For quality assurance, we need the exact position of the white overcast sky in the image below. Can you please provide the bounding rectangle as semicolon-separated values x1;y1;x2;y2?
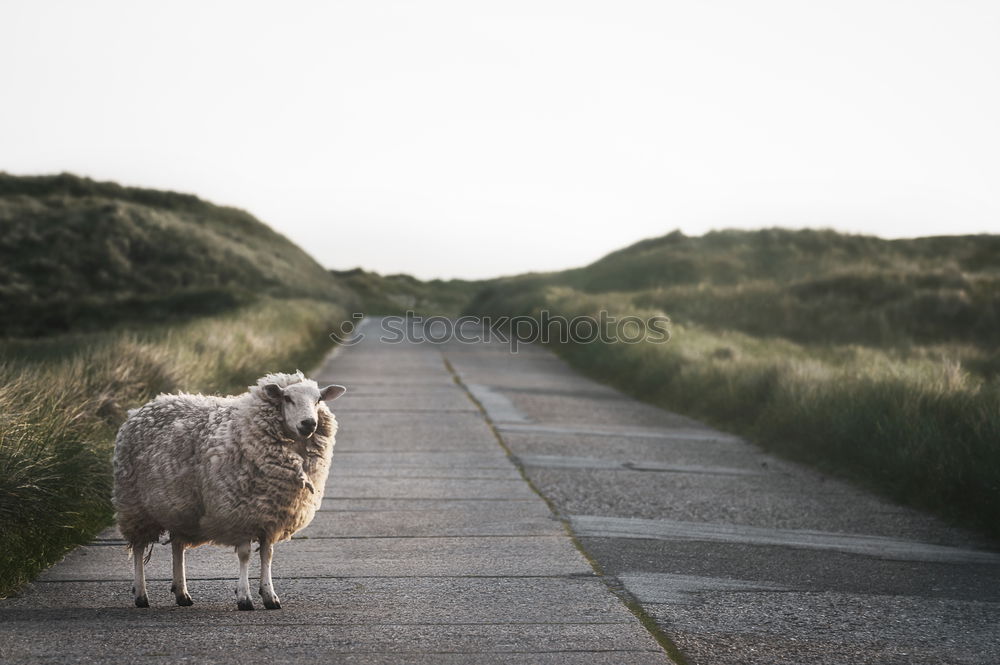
1;1;998;279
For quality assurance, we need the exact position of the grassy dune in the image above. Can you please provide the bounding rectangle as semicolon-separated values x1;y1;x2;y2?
0;173;356;336
467;229;1000;540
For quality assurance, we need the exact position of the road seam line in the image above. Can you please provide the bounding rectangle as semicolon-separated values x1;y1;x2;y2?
441;353;689;665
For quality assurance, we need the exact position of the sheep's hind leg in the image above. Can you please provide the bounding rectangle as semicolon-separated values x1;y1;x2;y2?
131;545;150;608
235;542;254;610
171;540;194;606
258;539;281;609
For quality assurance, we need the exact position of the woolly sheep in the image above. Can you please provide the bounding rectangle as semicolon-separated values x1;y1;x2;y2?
112;371;346;610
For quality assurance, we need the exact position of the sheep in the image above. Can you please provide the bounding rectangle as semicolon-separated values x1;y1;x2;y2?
112;371;346;610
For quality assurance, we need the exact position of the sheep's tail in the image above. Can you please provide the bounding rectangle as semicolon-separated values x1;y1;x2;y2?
126;542;155;564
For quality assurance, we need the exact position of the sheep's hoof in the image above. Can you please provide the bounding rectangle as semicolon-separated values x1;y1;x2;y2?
237;598;255;611
134;595;149;608
175;593;194;607
262;597;281;610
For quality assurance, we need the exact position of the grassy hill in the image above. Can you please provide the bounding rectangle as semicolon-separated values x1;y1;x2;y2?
466;228;1000;540
0;173;356;336
474;228;1000;350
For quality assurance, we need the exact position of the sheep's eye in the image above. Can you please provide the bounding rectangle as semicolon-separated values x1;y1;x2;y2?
283;395;292;404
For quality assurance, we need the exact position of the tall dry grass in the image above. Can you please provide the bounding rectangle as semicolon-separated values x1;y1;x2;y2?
468;285;1000;540
0;298;346;597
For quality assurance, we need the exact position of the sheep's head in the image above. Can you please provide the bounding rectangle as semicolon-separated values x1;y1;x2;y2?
257;372;346;440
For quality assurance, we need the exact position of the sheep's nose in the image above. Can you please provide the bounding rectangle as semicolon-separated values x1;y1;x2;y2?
297;418;317;436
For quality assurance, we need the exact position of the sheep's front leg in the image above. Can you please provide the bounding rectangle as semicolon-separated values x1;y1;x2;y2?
258;539;281;609
132;546;149;608
171;540;193;606
235;542;254;610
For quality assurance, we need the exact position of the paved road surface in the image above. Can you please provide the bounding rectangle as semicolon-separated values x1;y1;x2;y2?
2;318;999;664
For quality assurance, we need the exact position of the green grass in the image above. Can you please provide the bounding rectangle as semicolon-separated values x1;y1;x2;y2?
0;298;347;598
465;229;1000;541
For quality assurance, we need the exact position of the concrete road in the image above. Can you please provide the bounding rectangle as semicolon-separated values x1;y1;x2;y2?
0;320;668;664
3;318;999;664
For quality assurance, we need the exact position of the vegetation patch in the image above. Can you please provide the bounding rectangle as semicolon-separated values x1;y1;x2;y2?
0;298;346;597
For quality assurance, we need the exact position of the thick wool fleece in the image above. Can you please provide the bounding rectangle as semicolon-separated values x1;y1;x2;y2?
112;372;336;550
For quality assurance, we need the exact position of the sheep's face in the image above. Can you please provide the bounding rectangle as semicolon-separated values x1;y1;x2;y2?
263;381;347;440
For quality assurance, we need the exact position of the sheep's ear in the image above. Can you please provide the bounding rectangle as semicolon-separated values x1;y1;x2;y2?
320;384;347;402
263;383;284;401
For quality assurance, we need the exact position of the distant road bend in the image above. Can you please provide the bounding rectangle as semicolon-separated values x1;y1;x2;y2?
1;316;998;664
